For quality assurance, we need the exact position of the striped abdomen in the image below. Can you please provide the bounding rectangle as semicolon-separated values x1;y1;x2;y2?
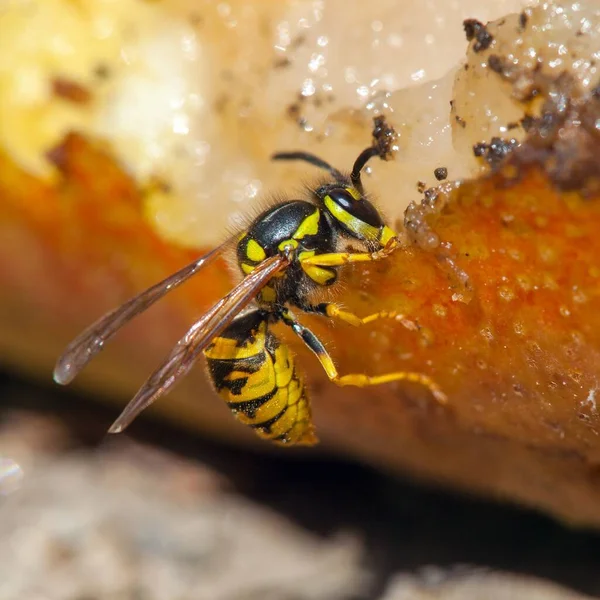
204;311;317;446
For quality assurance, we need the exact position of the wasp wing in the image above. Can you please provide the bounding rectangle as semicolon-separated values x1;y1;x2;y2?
108;253;290;433
54;240;230;386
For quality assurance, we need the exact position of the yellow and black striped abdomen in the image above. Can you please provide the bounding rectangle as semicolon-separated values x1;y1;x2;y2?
204;311;317;446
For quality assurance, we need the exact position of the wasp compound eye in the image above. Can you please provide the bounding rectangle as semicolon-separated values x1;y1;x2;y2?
323;187;385;241
327;188;384;228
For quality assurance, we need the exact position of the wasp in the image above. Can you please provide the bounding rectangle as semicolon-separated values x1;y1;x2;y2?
54;117;446;446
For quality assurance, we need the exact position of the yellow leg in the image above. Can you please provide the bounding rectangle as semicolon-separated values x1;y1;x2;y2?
281;309;447;405
321;303;417;331
318;352;447;405
333;371;446;404
300;237;398;268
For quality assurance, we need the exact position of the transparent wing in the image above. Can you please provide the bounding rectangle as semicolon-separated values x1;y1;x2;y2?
108;253;290;433
54;239;231;385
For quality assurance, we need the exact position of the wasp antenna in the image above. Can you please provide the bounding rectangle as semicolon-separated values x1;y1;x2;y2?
350;146;379;195
272;151;343;180
351;115;399;194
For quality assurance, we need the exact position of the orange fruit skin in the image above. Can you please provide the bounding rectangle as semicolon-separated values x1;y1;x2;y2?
2;132;600;526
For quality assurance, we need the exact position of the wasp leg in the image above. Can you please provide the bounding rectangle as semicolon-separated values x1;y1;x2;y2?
280;310;447;405
300;240;398;269
303;302;417;331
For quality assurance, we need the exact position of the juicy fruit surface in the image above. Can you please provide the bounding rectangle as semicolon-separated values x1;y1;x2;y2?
2;131;600;526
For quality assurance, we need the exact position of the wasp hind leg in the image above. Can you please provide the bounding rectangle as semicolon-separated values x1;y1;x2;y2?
281;311;447;404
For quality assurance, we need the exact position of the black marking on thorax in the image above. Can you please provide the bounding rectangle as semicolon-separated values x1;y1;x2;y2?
238;201;336;262
236;200;340;307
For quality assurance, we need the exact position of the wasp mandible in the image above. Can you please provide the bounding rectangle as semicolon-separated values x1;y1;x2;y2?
54;117;446;445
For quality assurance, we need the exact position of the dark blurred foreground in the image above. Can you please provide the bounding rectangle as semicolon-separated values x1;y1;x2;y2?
0;370;599;600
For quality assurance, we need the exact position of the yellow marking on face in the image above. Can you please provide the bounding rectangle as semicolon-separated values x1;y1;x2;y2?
293;209;320;240
346;186;362;200
379;225;396;247
278;238;298;252
246;238;266;262
302;263;336;286
324;195;379;240
241;262;255;275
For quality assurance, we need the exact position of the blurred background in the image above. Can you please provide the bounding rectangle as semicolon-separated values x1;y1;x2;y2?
2;369;600;598
2;0;600;598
